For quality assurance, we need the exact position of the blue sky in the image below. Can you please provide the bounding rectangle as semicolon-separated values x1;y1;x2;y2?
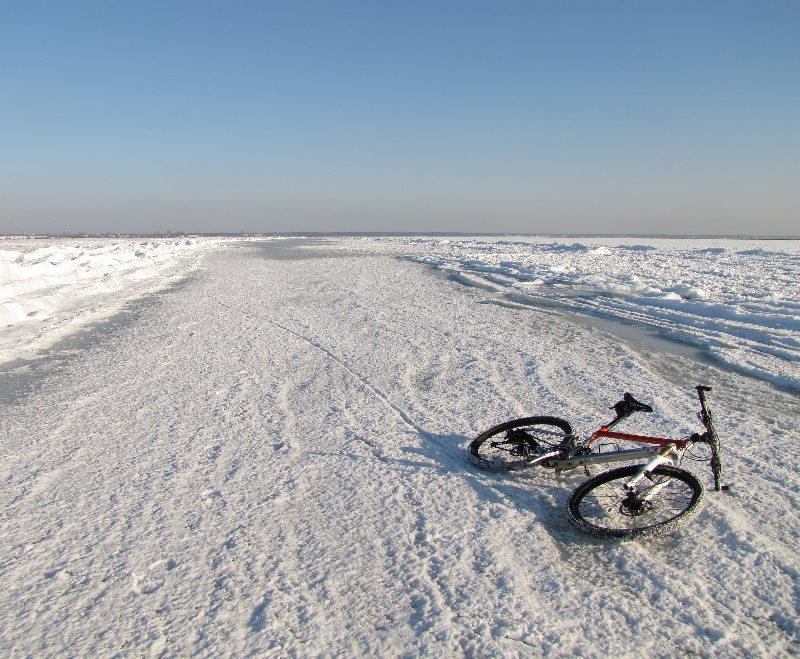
2;1;798;235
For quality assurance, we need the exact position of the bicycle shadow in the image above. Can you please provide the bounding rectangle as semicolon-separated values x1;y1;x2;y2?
316;427;592;546
311;425;692;553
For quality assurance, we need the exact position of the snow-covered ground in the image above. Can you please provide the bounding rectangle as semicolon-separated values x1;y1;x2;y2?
0;237;231;364
333;235;800;393
1;236;798;656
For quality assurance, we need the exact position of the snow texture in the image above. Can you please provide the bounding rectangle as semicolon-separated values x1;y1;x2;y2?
1;236;798;656
0;237;230;364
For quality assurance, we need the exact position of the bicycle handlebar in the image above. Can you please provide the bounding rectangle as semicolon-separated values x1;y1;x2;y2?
694;384;723;491
696;385;712;407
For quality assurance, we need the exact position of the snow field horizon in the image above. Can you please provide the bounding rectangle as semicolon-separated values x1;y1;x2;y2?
3;234;799;393
338;235;800;393
1;237;798;655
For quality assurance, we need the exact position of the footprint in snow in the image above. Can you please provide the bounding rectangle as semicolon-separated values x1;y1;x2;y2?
202;489;227;512
205;443;223;462
131;558;177;595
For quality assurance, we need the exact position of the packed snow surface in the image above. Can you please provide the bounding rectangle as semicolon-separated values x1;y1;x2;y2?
1;236;798;656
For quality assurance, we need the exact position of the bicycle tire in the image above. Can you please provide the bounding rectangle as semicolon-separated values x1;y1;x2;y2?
469;416;573;472
567;465;704;539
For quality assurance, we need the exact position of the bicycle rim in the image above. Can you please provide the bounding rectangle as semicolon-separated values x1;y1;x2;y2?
469;416;572;472
567;465;704;539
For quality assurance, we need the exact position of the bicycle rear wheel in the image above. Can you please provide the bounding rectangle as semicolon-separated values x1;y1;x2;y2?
567;465;704;539
469;416;573;472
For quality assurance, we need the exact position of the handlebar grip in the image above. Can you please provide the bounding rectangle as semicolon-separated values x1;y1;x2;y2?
696;385;712;393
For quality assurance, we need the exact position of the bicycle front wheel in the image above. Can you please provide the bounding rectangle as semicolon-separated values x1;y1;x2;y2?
567;465;704;539
469;416;573;472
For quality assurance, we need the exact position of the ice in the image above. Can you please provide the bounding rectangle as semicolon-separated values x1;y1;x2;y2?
335;235;800;391
1;236;798;656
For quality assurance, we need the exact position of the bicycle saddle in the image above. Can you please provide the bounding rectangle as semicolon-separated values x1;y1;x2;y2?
611;393;654;418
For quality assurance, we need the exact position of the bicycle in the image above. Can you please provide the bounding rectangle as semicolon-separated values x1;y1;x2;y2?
469;385;723;538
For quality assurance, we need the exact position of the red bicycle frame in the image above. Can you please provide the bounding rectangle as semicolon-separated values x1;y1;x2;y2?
589;428;693;451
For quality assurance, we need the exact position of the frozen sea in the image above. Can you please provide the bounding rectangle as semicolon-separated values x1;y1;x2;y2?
354;235;800;392
1;235;798;656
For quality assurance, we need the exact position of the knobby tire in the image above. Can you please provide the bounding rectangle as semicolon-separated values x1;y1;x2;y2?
567;464;704;539
469;416;573;472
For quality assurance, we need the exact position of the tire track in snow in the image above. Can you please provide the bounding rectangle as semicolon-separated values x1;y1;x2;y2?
205;290;463;463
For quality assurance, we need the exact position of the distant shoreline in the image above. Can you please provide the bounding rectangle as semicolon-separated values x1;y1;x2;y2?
2;231;799;241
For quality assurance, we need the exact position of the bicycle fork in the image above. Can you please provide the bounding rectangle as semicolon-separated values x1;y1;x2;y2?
623;445;682;496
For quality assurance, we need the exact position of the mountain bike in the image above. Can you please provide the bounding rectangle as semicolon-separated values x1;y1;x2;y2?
469;385;723;538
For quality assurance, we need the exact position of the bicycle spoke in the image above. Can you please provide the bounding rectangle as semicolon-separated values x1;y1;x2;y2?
469;416;572;472
567;465;704;537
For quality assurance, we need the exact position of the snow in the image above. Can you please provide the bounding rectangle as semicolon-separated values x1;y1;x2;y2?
1;236;798;656
0;237;233;364
340;235;800;392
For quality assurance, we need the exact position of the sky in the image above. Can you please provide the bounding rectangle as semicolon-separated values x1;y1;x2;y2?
1;1;798;236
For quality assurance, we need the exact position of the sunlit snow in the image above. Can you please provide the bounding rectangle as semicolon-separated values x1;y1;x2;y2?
0;237;231;363
1;236;798;656
342;235;800;392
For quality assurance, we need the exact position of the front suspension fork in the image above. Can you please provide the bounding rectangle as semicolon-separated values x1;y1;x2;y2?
624;445;682;493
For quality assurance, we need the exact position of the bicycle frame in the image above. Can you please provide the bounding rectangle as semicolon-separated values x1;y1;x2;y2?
546;385;721;489
549;438;685;474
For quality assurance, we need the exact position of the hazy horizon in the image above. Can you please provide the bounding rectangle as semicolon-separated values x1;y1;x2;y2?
5;230;799;242
2;2;798;237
